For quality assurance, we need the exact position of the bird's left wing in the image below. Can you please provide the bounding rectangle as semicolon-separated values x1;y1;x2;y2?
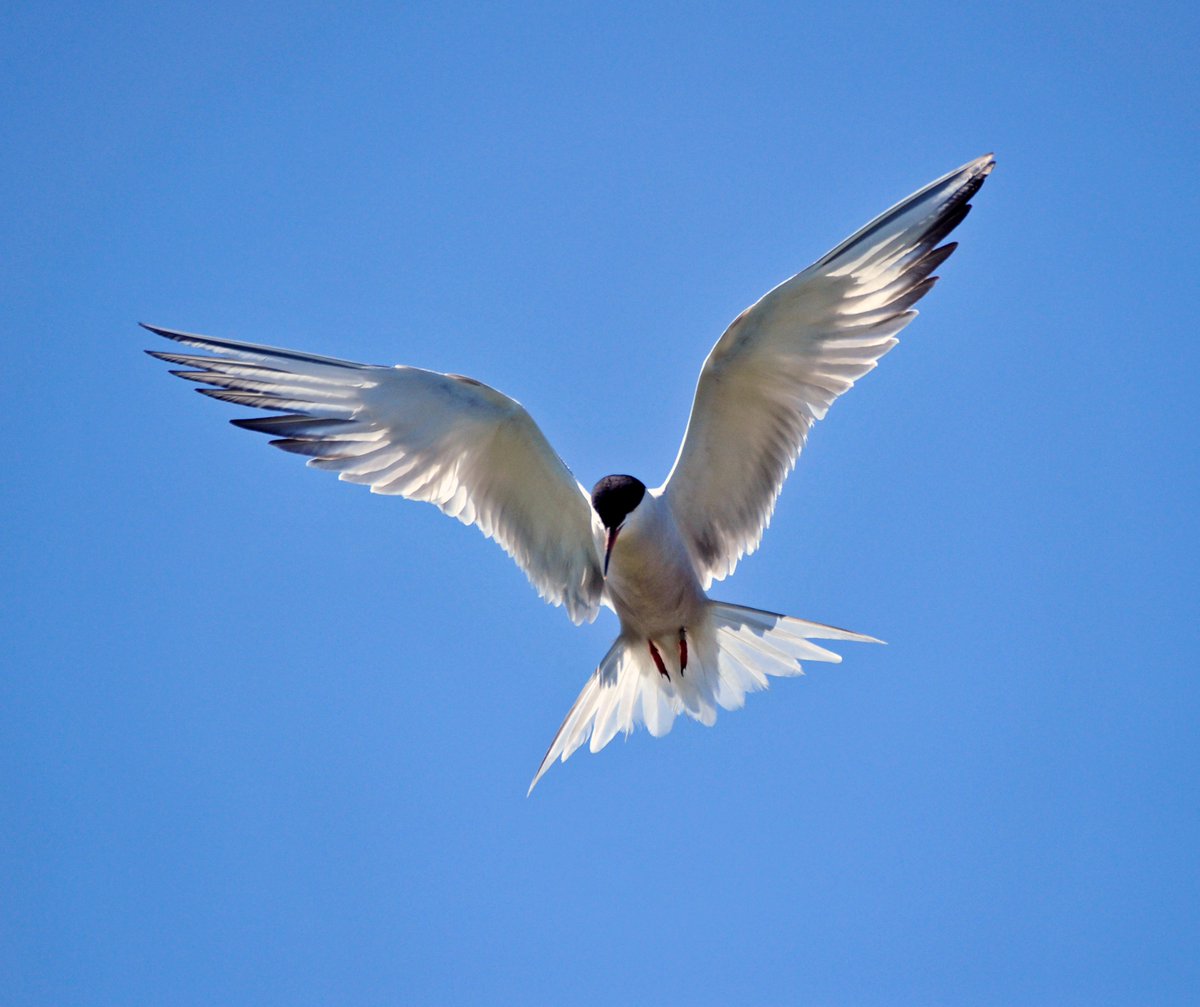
661;154;993;587
145;324;604;623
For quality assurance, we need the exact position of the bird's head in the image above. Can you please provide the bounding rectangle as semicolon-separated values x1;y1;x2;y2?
591;474;646;577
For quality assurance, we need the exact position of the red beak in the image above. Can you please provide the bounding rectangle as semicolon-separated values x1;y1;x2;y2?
603;525;621;578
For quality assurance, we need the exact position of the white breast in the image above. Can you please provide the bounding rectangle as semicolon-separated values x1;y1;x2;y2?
602;491;708;638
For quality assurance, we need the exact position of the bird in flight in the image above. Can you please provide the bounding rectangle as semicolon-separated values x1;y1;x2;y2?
146;153;993;793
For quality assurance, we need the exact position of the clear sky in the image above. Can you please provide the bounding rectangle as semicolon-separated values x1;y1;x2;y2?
4;2;1197;1004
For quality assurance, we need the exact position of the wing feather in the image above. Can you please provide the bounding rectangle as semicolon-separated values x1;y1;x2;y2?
145;324;603;623
661;154;994;586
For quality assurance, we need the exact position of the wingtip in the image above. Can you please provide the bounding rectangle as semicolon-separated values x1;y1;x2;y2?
140;321;205;343
526;756;553;797
948;153;995;185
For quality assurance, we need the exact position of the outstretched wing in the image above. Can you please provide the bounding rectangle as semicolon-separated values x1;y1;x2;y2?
145;324;604;623
660;154;994;587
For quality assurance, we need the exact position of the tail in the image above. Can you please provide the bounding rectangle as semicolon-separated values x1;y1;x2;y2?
527;601;881;794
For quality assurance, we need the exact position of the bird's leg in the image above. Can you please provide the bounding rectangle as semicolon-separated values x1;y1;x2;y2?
648;640;670;680
678;627;688;675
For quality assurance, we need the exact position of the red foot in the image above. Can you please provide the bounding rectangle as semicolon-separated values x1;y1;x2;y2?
648;640;669;679
678;628;688;674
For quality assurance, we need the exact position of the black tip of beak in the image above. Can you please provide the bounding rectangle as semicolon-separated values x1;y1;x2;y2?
603;526;620;578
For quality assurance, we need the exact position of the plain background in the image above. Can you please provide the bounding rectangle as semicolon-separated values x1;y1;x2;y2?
4;2;1197;1004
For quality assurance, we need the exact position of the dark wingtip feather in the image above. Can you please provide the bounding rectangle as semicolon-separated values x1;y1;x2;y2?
196;387;291;411
957;173;987;207
142;321;385;372
140;322;186;340
922;202;972;251
169;370;213;384
230;415;356;435
269;438;356;459
899;243;957;287
887;275;939;314
231;415;298;433
925;241;957;266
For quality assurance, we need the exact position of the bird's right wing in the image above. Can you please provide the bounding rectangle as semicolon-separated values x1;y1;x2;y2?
145;324;604;623
661;154;993;586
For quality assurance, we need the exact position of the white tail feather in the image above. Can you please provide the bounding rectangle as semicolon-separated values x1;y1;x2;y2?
527;602;880;794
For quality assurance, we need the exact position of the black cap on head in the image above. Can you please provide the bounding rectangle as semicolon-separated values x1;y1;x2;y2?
590;474;646;530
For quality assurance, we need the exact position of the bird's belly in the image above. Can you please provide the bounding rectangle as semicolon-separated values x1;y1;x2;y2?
605;538;706;638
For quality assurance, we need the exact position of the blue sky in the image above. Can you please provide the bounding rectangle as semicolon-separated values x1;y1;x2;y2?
4;2;1197;1004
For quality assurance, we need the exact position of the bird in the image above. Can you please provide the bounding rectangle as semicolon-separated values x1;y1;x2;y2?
145;153;994;793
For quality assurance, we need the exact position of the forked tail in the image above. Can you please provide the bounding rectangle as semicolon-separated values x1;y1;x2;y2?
528;601;881;793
